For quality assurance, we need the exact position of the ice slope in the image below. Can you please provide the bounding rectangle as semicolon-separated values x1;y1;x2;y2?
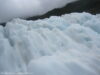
0;12;100;75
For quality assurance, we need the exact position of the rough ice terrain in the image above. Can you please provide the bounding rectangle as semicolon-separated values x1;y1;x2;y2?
0;13;100;75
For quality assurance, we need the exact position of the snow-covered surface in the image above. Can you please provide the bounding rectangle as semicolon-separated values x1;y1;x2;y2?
0;13;100;75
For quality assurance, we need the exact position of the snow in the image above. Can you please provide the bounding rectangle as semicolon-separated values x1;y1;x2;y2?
0;12;100;75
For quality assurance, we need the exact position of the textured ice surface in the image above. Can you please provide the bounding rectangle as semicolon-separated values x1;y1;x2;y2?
0;12;100;75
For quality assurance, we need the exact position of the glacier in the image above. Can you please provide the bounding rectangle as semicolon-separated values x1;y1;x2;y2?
0;12;100;75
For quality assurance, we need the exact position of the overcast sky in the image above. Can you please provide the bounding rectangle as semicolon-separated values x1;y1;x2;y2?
0;0;77;23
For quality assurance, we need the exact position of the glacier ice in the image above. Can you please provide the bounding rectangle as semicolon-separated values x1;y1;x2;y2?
0;12;100;75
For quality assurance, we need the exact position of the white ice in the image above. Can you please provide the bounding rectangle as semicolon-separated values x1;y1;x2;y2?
0;12;100;75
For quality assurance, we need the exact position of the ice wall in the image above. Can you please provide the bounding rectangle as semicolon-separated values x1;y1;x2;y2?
0;13;100;75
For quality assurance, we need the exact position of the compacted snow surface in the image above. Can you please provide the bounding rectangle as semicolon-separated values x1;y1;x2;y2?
0;13;100;75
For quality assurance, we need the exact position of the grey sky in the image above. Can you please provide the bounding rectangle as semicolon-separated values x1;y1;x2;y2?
0;0;77;23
